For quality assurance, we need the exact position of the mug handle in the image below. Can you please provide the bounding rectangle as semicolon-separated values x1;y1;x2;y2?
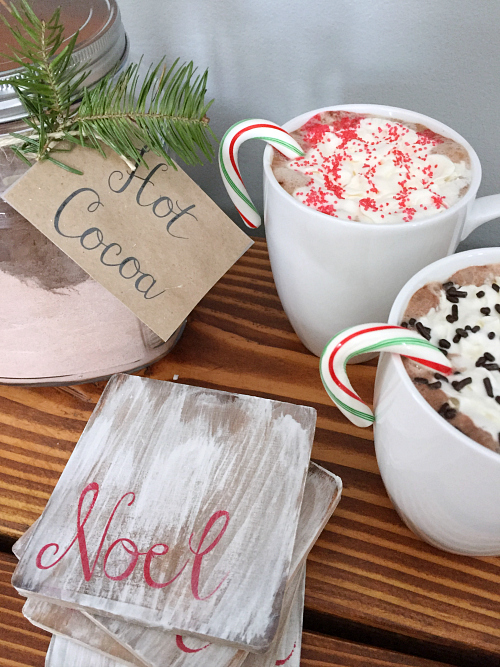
218;119;304;229
460;194;500;241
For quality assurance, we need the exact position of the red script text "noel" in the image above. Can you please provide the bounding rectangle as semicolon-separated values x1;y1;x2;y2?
35;483;230;600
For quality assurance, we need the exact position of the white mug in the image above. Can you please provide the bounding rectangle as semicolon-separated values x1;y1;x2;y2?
374;247;500;556
261;104;500;356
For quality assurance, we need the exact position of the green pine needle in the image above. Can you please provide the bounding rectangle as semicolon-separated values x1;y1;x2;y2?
1;0;215;171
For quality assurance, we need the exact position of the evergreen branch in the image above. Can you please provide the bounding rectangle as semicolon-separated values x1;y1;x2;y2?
2;0;85;120
0;0;215;171
75;60;215;168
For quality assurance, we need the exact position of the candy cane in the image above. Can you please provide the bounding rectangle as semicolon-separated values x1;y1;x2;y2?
320;324;453;428
219;119;304;229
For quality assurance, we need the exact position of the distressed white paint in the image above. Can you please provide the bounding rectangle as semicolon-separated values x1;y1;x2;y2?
45;635;132;667
19;462;341;667
23;598;145;667
44;566;305;667
13;375;316;651
242;568;305;667
12;518;38;558
83;463;340;667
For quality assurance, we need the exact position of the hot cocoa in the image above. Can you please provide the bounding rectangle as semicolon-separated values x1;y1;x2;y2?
402;264;500;453
272;111;472;224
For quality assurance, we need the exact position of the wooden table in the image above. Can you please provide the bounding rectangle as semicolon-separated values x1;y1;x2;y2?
0;238;499;667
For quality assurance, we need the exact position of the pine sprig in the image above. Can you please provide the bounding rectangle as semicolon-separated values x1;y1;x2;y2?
75;59;215;168
0;0;215;171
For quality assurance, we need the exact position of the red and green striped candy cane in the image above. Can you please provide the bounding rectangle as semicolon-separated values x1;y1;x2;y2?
320;324;453;428
219;119;304;229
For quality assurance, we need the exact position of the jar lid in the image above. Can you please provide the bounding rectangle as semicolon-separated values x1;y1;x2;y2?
0;0;127;124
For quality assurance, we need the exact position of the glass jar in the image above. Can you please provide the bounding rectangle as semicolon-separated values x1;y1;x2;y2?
0;0;183;385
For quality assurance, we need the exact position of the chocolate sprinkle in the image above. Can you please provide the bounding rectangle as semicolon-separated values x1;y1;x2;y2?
446;305;459;323
488;332;496;339
427;381;442;389
484;352;495;361
480;307;491;315
484;377;494;398
401;321;409;328
484;363;500;371
493;283;500;292
452;377;472;391
442;282;454;289
476;356;486;367
455;328;468;338
439;339;451;349
446;294;459;303
438;402;457;420
416;321;431;340
472;326;481;333
434;373;449;383
409;318;416;325
476;291;485;298
495;304;500;314
496;397;500;405
414;377;429;384
453;334;461;343
446;287;467;299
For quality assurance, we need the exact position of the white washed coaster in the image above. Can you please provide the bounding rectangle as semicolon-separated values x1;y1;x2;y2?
22;463;340;667
85;462;340;666
44;566;305;667
242;568;306;667
45;634;132;667
24;598;145;667
13;375;316;652
41;568;305;667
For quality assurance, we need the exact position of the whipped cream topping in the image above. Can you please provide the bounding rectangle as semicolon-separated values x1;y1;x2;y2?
285;114;472;224
405;279;500;445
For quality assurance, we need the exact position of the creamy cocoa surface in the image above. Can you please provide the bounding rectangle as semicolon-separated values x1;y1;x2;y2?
402;263;500;453
272;111;472;224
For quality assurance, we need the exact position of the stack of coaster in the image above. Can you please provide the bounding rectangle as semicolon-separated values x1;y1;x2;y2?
11;374;342;667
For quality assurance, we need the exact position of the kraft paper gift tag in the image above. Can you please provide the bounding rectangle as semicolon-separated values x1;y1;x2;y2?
3;145;252;342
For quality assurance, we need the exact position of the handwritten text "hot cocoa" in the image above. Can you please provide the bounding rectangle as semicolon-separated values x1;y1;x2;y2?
54;189;166;300
35;483;230;600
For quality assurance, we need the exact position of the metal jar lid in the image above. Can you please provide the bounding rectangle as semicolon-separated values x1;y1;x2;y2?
0;0;127;124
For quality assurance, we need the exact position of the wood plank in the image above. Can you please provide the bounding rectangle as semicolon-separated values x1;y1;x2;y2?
301;631;452;666
0;240;499;662
0;551;50;667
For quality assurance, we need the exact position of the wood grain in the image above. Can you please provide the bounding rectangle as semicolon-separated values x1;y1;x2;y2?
0;551;50;667
300;631;452;666
0;239;499;663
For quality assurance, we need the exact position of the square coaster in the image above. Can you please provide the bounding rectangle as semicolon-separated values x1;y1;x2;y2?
13;374;316;651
